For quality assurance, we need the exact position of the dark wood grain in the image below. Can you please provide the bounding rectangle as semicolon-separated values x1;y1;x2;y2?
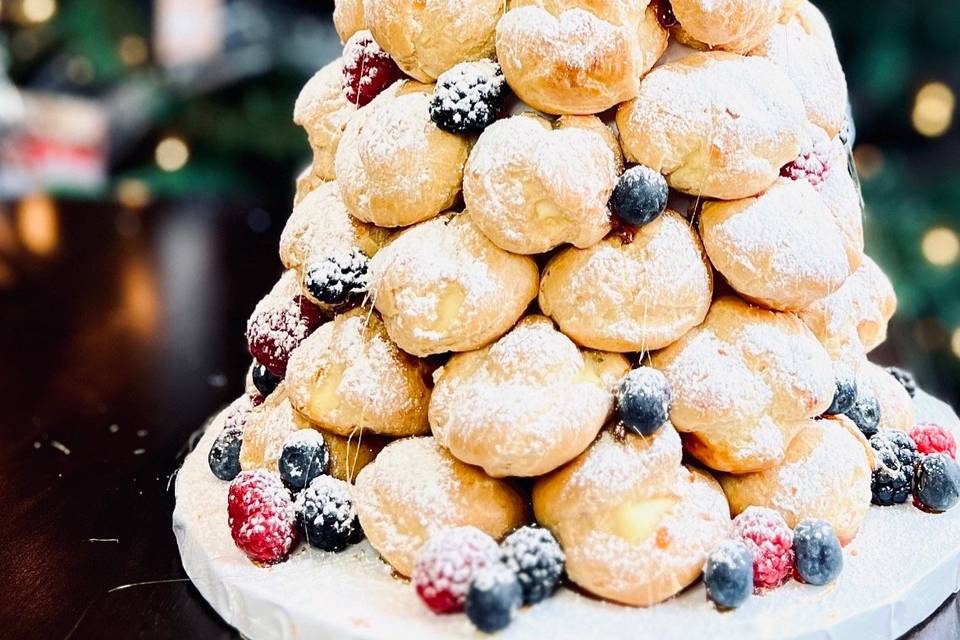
0;200;954;639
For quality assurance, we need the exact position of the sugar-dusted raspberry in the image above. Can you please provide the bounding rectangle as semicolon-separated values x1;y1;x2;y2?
910;423;957;459
246;276;324;379
781;136;831;189
342;31;403;108
732;506;794;590
412;526;500;614
227;471;297;565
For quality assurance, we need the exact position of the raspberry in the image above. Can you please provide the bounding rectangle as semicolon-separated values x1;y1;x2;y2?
246;279;324;379
412;526;500;614
869;430;919;506
732;507;794;590
227;471;297;565
342;31;403;108
781;136;831;189
910;424;956;459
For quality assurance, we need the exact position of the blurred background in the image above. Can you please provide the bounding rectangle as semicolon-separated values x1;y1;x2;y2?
0;0;957;404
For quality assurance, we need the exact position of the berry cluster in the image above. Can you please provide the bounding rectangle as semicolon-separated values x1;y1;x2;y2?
868;427;960;513
413;525;564;633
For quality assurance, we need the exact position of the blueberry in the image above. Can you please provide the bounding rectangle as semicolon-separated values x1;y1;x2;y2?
792;519;843;586
252;361;281;397
208;426;243;481
610;165;668;228
295;475;363;551
278;430;330;491
500;525;565;605
844;391;881;438
703;540;753;609
617;367;672;436
914;453;960;513
825;372;857;416
304;250;369;308
465;564;523;634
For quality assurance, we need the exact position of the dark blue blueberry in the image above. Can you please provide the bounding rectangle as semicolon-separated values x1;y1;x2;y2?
252;361;281;397
844;391;881;438
869;430;918;506
792;519;843;586
208;426;243;481
825;372;857;416
304;250;369;307
610;165;668;228
914;453;960;513
617;367;672;436
278;430;330;491
500;525;565;605
295;476;363;551
703;540;753;609
465;564;523;634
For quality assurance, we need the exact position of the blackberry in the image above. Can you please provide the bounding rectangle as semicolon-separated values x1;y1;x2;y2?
208;425;243;481
610;165;669;228
913;454;960;513
304;250;369;308
278;430;330;491
430;60;506;135
792;519;843;586
294;475;363;551
825;371;857;416
465;564;523;634
885;366;917;398
252;361;281;397
869;430;919;506
845;390;881;438
617;367;672;437
703;540;753;609
500;525;565;605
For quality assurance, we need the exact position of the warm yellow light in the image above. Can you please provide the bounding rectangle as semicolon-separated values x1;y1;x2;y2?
912;82;955;138
952;327;960;359
853;144;884;181
922;227;960;266
16;193;59;257
21;0;56;23
155;137;189;172
118;35;149;67
116;178;151;209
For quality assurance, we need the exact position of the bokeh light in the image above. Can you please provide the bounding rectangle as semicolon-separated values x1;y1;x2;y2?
921;227;960;266
853;144;885;181
912;82;955;138
115;178;151;209
16;194;59;257
952;328;960;359
118;35;149;67
20;0;56;23
155;137;190;172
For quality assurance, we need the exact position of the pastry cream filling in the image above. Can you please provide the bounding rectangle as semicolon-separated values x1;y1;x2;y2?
610;497;678;544
432;282;466;332
308;364;345;416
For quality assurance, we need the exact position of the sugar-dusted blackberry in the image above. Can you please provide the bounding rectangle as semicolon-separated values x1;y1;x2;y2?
825;371;857;416
252;361;281;398
430;60;506;135
304;249;369;308
500;525;565;605
844;390;881;438
913;453;960;513
869;430;919;506
885;366;917;398
616;367;672;437
610;165;669;229
294;475;363;552
278;429;330;491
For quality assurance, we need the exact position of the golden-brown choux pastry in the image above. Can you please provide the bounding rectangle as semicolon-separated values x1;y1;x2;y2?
720;417;873;545
799;255;897;366
239;392;385;482
353;437;528;576
333;0;366;43
534;427;731;606
293;58;357;182
539;211;713;353
336;81;471;228
751;1;848;138
463;115;617;254
699;178;857;311
279;181;391;273
363;0;503;82
294;165;324;206
670;0;782;54
285;309;431;437
617;51;807;200
858;360;917;431
814;133;864;263
555;115;625;174
369;213;539;357
495;1;667;115
651;296;835;473
430;316;630;477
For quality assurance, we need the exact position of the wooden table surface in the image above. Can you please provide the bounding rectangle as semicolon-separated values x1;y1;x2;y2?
0;200;956;638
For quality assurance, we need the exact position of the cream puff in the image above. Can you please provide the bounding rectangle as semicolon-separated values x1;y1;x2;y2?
369;213;539;357
859;360;917;431
333;0;366;43
293;57;357;182
671;0;782;54
430;315;630;477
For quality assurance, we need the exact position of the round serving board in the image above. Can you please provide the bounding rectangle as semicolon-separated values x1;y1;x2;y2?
174;391;960;640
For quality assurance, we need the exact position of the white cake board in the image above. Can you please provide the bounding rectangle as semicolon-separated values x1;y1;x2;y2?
174;391;960;640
